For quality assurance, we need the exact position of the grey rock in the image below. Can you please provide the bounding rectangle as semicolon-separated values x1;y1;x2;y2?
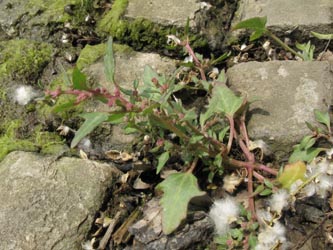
125;0;201;27
233;0;333;36
0;151;121;250
226;60;333;157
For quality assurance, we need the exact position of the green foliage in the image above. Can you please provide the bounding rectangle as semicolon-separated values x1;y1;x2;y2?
156;173;205;234
72;67;88;90
314;109;330;129
71;113;109;148
296;41;315;61
232;16;267;41
311;31;333;40
288;135;324;163
104;37;116;84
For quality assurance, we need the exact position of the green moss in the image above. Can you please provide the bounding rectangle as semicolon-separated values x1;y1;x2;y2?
27;0;87;24
0;120;38;161
97;0;207;51
77;43;133;70
97;0;129;36
0;39;52;82
0;120;67;161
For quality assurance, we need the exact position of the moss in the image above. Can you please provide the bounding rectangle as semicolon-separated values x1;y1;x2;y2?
0;39;52;82
0;120;38;161
76;43;133;70
27;0;88;24
0;119;67;161
97;0;129;36
97;0;208;52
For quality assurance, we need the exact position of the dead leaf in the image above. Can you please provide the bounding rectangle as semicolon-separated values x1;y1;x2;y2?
79;149;88;160
133;176;151;190
223;173;243;193
330;193;333;210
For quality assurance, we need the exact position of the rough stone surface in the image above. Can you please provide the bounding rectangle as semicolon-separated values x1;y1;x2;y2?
226;60;333;156
233;0;333;35
125;0;201;27
0;151;121;250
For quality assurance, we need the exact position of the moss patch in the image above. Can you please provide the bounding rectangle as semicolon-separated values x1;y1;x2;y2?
0;39;52;82
97;0;207;52
76;43;133;70
0;120;65;161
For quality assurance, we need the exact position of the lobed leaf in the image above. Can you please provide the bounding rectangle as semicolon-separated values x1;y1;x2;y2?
156;173;205;234
71;112;109;148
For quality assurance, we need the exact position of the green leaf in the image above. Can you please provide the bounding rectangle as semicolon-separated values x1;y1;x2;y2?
314;109;330;129
288;147;323;163
189;135;204;144
141;65;162;101
72;67;88;90
208;85;243;117
296;41;314;61
53;99;76;113
104;37;115;84
259;189;272;196
71;112;109;148
107;113;125;124
232;17;267;41
156;151;170;174
311;31;333;40
156;173;205;234
278;161;307;189
299;135;316;150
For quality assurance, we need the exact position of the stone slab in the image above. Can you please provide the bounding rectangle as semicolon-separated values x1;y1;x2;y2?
125;0;201;27
0;151;121;250
233;0;333;35
226;60;333;156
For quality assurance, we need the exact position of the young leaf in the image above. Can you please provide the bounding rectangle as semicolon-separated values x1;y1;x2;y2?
156;151;170;174
288;147;323;163
104;37;115;84
232;16;267;41
278;161;306;189
311;31;333;40
210;86;243;117
314;109;330;129
156;173;205;234
72;67;88;90
71;112;109;148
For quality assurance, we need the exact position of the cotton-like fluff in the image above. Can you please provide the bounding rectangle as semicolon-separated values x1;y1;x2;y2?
13;85;39;105
269;189;290;214
209;197;240;235
256;221;287;250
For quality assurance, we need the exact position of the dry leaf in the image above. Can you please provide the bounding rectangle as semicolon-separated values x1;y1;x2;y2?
133;176;151;190
330;193;333;210
223;173;243;193
79;149;88;160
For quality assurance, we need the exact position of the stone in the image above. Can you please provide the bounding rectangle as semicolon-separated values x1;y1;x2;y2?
233;0;333;35
0;151;121;250
226;60;333;156
125;0;201;27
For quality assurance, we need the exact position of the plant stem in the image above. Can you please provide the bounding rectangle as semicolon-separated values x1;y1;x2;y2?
227;116;235;153
265;30;305;60
184;42;207;81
